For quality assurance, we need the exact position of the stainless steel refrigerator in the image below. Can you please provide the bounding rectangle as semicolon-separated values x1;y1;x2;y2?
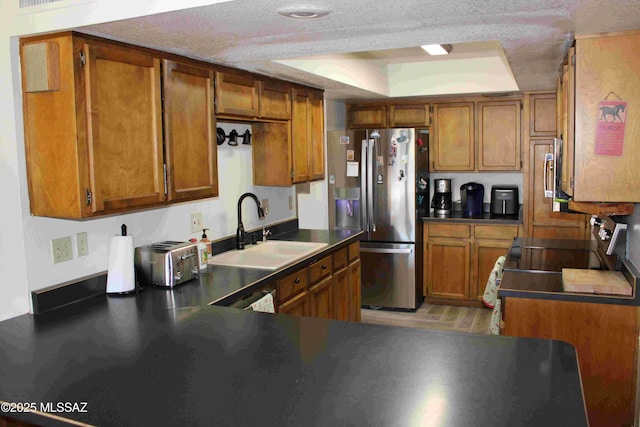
327;128;429;310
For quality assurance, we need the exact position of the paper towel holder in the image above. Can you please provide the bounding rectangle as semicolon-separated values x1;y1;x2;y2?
106;224;142;295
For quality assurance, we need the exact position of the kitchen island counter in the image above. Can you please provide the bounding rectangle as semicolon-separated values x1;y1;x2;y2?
0;298;587;426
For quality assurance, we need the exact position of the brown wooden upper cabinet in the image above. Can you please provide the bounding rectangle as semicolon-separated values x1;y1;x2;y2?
214;70;259;117
529;93;556;137
258;80;291;120
292;87;325;183
252;87;324;186
163;59;218;202
347;104;387;128
215;70;292;120
308;90;325;181
432;102;475;171
560;32;640;202
21;34;169;218
389;103;430;127
477;100;521;171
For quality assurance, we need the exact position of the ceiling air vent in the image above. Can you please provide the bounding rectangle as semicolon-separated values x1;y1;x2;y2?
20;0;63;7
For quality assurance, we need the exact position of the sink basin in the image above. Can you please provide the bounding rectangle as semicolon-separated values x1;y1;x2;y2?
207;240;328;270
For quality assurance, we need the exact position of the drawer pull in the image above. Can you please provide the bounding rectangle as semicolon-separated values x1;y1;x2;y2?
294;278;300;284
321;264;327;270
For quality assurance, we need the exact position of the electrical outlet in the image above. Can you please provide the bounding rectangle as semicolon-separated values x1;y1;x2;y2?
288;196;293;210
191;212;203;233
51;236;73;264
261;199;269;215
76;232;88;257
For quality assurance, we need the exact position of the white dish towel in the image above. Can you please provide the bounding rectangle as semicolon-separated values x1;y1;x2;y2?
246;292;275;313
482;255;506;309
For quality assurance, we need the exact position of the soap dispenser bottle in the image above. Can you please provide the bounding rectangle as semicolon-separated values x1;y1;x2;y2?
198;228;210;270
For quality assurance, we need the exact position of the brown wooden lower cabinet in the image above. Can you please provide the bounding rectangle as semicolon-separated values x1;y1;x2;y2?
276;242;361;322
347;258;361;322
279;290;310;317
309;276;333;319
427;239;470;300
503;297;638;427
425;223;517;305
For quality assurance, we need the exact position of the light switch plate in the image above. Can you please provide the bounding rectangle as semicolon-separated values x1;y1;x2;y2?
76;232;88;257
191;212;203;233
51;236;73;264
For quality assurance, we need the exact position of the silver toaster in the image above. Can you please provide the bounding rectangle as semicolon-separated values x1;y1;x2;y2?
134;241;199;287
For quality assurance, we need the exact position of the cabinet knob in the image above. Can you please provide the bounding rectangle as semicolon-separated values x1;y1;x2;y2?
294;278;300;284
321;264;327;270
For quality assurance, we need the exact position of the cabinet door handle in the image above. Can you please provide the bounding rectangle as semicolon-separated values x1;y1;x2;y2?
321;264;327;270
294;278;300;284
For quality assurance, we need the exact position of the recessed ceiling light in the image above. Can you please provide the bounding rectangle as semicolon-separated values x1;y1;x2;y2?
278;6;330;19
421;44;453;55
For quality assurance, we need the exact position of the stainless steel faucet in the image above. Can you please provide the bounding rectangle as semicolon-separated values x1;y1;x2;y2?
262;226;272;242
236;192;265;250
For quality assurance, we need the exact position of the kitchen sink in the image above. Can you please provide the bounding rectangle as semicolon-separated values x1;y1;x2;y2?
207;240;328;270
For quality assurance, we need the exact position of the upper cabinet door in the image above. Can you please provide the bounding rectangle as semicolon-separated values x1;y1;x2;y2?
84;42;165;214
291;88;310;183
432;103;475;171
478;100;521;171
347;104;387;129
214;70;259;117
163;59;218;202
389;103;430;127
308;90;325;181
529;93;557;137
259;80;291;120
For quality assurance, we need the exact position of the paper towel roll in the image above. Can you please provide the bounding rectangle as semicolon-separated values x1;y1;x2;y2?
106;235;135;293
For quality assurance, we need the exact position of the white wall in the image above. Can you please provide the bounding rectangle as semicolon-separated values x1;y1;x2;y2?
429;172;524;205
0;1;290;321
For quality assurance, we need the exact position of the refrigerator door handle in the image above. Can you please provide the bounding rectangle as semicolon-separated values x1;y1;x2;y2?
368;138;376;232
360;247;414;254
361;139;369;232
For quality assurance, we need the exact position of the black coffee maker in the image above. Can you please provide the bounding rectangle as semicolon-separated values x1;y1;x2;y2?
460;182;484;217
431;179;452;217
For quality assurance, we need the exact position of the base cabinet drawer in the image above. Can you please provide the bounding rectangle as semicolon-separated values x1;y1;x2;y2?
271;242;360;322
277;268;308;301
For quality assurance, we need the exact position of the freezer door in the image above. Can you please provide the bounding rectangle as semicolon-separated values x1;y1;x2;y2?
368;129;416;242
360;242;417;310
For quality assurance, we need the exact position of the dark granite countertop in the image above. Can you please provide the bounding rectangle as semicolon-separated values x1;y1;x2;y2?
0;301;587;426
0;229;588;426
421;209;522;225
498;238;640;306
184;228;365;307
